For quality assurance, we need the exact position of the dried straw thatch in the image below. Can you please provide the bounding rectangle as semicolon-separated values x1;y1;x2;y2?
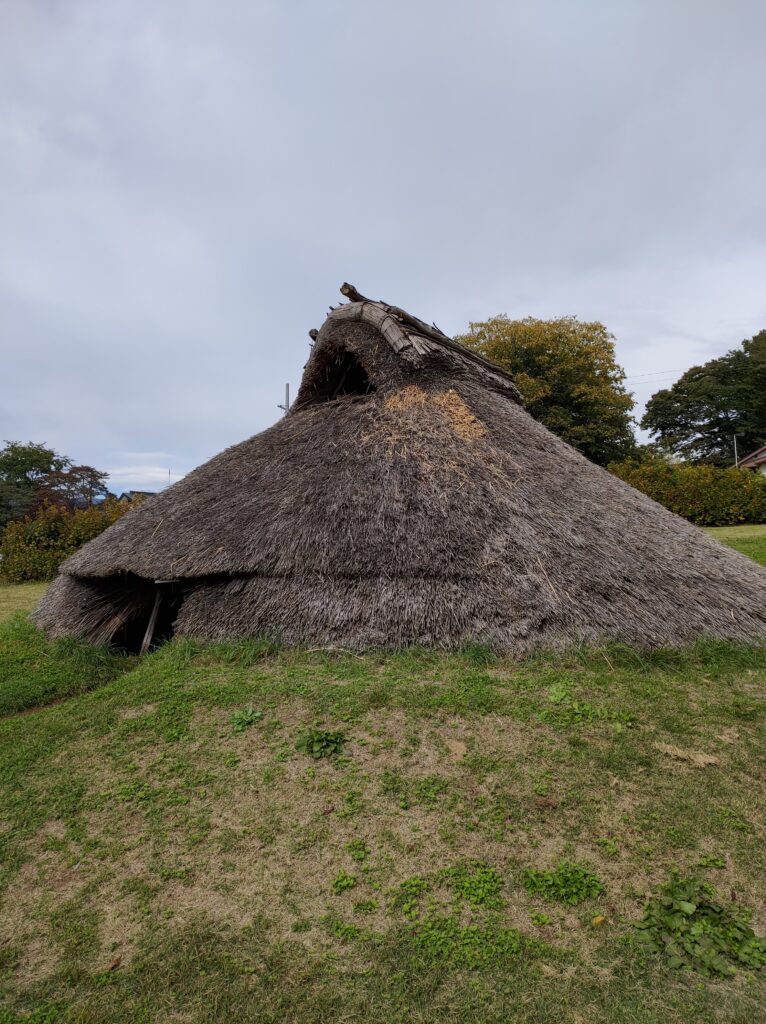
34;284;766;653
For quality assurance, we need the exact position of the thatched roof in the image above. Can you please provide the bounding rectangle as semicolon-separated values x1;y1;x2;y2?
34;285;766;653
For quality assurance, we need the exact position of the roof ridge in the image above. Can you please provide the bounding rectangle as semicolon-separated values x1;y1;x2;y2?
738;441;766;465
332;283;523;403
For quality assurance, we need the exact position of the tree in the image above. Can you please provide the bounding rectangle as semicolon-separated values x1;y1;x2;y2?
0;442;113;526
641;330;766;465
0;441;69;529
457;315;636;466
37;465;110;511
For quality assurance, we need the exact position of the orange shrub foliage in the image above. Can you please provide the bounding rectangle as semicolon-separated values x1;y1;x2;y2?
0;500;134;582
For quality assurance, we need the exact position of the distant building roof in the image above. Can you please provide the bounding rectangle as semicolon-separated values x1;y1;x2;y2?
118;490;156;501
738;444;766;469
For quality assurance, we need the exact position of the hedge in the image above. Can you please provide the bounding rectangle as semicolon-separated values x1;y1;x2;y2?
609;458;766;527
0;500;133;583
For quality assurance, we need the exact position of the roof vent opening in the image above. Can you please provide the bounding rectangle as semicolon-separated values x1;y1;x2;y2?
308;346;376;404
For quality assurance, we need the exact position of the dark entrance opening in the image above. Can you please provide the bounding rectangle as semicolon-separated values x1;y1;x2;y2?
110;581;184;654
309;346;376;403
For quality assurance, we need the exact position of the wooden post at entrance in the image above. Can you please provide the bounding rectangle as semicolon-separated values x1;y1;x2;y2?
140;590;162;655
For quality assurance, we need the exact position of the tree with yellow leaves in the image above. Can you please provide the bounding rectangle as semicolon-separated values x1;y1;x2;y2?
457;315;636;466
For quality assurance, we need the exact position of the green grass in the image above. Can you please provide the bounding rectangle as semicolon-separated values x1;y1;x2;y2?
0;616;134;716
706;523;766;566
0;581;48;622
0;625;764;1022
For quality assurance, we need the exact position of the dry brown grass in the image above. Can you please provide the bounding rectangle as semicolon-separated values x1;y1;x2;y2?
362;386;489;476
653;742;721;767
382;386;486;442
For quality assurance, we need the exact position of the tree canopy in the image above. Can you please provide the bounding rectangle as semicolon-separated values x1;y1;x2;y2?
0;441;68;528
457;315;636;466
0;441;110;528
641;330;766;464
37;465;110;511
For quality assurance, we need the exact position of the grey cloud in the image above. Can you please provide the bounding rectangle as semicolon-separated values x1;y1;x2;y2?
2;0;765;488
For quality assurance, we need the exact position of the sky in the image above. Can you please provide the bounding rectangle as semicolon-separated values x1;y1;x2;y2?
2;0;765;491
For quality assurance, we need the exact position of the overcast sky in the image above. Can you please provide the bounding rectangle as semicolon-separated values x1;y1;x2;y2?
2;0;765;491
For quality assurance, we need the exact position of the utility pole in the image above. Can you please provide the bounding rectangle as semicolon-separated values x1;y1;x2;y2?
733;434;739;467
278;383;290;417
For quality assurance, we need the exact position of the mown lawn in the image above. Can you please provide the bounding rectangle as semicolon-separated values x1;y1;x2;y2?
0;582;48;622
706;523;766;566
0;618;765;1023
0;526;764;1022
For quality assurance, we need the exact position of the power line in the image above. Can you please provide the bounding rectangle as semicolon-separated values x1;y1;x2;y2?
624;368;686;381
627;376;678;383
627;378;679;386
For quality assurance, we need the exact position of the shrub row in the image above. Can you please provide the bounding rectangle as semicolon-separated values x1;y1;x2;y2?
609;458;766;526
0;500;132;582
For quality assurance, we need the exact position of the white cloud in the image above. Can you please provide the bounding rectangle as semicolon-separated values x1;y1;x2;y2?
105;464;186;493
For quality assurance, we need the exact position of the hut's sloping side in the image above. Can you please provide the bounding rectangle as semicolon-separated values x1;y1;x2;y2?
33;289;766;653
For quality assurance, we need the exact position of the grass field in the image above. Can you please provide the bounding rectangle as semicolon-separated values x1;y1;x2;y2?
0;526;764;1022
0;582;48;622
1;628;765;1023
707;523;766;566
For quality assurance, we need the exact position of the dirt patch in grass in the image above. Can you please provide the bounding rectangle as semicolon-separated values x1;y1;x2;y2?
1;840;90;984
118;703;157;721
445;738;467;760
0;706;541;965
653;742;721;767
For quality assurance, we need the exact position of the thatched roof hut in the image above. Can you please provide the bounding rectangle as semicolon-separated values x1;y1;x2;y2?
34;284;766;654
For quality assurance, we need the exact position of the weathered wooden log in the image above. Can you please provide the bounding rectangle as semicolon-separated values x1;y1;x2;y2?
338;282;522;398
140;589;162;655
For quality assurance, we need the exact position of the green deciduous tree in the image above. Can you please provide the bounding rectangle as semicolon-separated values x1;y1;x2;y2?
457;315;636;466
0;441;112;527
641;330;766;465
0;441;69;528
